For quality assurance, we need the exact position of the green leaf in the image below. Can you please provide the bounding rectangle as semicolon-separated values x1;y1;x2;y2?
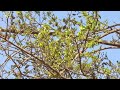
16;11;24;22
80;25;86;30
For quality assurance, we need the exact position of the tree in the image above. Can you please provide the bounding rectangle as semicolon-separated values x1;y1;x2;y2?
0;11;120;79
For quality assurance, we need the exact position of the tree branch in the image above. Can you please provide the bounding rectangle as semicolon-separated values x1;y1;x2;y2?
99;29;120;39
92;46;118;54
0;28;54;35
106;24;120;29
98;40;120;48
0;33;66;79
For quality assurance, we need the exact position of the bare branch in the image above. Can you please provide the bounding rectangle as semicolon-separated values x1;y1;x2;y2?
98;40;120;48
99;29;120;39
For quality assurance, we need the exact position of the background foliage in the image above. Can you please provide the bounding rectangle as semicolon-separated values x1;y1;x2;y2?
0;11;120;79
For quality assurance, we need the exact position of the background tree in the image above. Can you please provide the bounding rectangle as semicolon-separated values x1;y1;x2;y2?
0;11;120;79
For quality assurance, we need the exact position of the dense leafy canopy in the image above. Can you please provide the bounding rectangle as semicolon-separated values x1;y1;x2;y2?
0;11;120;79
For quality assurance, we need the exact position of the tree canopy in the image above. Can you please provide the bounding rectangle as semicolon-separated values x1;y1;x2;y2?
0;11;120;79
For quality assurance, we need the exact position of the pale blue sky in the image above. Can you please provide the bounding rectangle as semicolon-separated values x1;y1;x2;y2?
0;11;120;74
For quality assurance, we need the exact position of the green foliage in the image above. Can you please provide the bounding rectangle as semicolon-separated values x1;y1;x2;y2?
0;11;119;79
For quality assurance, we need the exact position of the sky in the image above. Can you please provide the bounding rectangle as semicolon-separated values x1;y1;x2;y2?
0;11;120;78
